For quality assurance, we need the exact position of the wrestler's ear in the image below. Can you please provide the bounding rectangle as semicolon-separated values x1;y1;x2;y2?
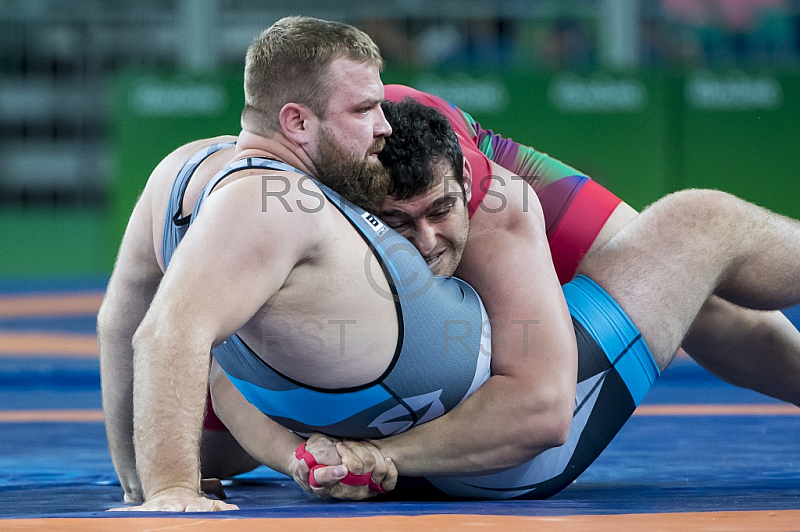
279;103;317;146
462;157;473;204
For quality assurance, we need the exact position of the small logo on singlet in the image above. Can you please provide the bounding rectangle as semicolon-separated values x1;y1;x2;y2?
362;212;388;236
368;390;445;435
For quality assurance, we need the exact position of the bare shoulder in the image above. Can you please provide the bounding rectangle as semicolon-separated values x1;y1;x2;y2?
195;170;335;264
154;170;341;337
457;160;554;304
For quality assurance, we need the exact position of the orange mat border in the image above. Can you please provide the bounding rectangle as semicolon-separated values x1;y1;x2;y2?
633;403;800;416
0;410;104;422
0;292;103;319
1;403;798;424
0;292;102;358
3;511;800;531
0;332;98;358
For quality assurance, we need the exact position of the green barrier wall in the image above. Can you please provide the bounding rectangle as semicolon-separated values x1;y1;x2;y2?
109;70;245;268
0;207;108;277
679;71;800;217
110;68;800;251
383;69;799;218
3;67;796;277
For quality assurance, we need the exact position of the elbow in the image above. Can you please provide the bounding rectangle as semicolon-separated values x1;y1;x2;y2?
97;299;132;358
131;314;210;369
96;299;116;344
545;403;572;449
517;386;573;452
130;307;167;361
130;316;158;356
97;294;146;351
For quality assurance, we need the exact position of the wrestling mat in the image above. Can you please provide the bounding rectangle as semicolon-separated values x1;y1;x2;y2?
1;278;799;530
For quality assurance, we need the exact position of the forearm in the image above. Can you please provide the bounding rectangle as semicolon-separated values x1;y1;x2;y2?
98;278;159;498
231;422;303;478
99;334;139;496
372;372;568;477
132;323;212;499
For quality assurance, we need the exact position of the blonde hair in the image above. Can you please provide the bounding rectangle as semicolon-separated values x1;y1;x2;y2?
241;16;383;135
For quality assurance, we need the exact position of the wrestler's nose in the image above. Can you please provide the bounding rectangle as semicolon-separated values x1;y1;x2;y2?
413;223;437;256
374;105;392;137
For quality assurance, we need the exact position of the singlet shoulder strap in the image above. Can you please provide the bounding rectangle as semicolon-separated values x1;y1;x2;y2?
162;140;235;267
190;157;308;222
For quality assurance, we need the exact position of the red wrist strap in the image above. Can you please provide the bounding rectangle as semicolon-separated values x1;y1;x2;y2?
295;442;385;494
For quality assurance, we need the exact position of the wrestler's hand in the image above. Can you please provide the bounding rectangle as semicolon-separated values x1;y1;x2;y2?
110;486;238;512
332;439;396;499
201;478;228;500
295;438;397;500
305;433;345;468
289;433;346;493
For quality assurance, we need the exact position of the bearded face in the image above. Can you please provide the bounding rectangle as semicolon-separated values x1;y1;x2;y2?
312;125;391;214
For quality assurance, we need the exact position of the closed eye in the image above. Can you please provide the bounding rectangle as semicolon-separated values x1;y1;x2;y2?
428;205;453;221
384;219;413;233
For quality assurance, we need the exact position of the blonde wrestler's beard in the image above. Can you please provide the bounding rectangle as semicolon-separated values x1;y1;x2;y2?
314;128;390;214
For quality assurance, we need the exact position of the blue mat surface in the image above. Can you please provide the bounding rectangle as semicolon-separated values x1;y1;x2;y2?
1;280;799;520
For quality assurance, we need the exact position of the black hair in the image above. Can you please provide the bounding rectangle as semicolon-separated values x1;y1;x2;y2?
379;98;465;201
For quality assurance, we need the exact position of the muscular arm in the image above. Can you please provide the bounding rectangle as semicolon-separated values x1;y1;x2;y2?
372;165;578;476
98;193;163;502
130;176;316;508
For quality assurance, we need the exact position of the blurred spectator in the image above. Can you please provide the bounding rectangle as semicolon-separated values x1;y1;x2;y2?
750;1;795;63
660;0;796;65
415;22;465;66
458;18;516;67
362;18;417;67
540;17;596;70
364;17;517;70
641;15;681;66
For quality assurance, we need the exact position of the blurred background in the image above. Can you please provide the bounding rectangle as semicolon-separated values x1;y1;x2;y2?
1;0;799;278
